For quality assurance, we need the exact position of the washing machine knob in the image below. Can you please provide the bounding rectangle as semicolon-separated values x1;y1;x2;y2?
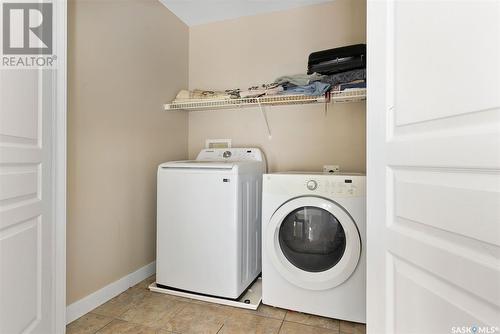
306;180;318;191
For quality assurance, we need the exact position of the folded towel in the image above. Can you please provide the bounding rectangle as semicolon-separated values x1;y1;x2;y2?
239;83;284;98
332;80;366;91
322;69;366;86
174;89;232;101
274;73;326;86
279;81;331;96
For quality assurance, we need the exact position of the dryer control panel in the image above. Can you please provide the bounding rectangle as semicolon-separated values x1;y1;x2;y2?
305;177;362;197
265;173;365;198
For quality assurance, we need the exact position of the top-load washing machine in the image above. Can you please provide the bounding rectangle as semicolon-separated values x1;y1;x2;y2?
262;172;366;323
156;148;266;299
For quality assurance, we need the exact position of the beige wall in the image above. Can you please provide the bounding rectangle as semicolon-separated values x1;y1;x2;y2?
67;0;189;304
188;0;366;173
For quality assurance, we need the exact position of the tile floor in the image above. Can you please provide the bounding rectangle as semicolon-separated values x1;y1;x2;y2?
67;275;366;334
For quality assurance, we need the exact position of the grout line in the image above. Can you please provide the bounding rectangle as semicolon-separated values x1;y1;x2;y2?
112;286;154;320
277;319;285;333
216;324;224;334
90;316;114;334
114;306;134;321
281;310;345;333
282;318;342;332
281;319;341;334
250;312;285;321
87;297;133;322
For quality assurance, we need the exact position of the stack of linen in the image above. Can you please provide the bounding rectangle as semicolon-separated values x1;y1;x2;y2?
273;73;331;96
172;73;332;103
307;44;366;92
171;44;366;103
321;69;366;92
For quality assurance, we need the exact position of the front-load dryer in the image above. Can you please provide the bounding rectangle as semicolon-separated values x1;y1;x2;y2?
262;173;366;323
157;148;266;299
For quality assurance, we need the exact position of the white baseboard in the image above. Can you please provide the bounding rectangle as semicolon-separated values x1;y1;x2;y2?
66;261;156;324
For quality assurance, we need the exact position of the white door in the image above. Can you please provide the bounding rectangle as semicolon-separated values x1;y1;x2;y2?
0;1;66;333
367;1;500;333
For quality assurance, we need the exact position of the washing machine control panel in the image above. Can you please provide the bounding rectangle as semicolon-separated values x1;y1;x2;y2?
197;148;264;162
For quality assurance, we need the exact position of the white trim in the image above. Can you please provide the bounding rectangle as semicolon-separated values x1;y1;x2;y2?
54;0;67;333
66;261;156;324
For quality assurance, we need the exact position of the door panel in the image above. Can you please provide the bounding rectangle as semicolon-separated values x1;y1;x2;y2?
0;71;39;141
367;0;500;333
393;169;500;246
391;257;488;334
391;1;499;125
0;68;57;333
0;218;40;334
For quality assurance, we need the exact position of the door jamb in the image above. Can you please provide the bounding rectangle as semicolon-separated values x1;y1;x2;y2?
54;0;67;332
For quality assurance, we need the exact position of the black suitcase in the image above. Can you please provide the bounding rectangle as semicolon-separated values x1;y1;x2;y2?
307;44;366;75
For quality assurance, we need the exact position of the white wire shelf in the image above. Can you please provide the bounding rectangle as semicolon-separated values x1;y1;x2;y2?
329;88;367;103
163;88;366;111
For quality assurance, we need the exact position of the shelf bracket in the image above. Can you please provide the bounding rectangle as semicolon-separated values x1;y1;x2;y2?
258;99;272;139
324;91;331;117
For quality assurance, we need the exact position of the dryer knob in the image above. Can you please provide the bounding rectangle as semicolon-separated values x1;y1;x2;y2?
306;180;318;191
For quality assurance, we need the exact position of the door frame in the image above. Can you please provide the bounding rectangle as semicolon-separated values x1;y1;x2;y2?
54;0;67;332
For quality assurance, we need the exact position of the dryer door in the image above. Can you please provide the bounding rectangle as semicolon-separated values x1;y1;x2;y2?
266;196;361;290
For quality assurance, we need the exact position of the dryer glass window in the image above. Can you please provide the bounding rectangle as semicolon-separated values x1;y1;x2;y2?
279;206;346;272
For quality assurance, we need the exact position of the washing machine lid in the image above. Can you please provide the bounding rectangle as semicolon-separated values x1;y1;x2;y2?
160;160;235;169
266;196;361;290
